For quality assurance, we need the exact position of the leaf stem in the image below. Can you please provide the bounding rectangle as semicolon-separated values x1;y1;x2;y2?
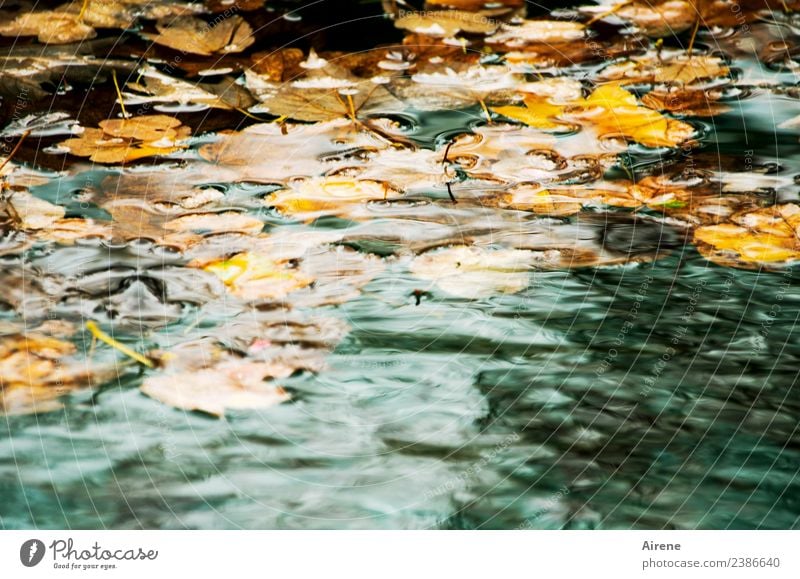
0;130;30;174
85;320;154;368
111;70;128;118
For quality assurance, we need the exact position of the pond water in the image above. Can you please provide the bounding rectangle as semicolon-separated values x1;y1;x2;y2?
2;9;800;530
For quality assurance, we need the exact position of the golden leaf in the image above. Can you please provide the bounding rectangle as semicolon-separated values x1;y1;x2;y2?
0;333;118;415
694;204;800;267
264;178;400;219
492;95;567;130
59;115;190;164
395;10;499;37
202;252;314;300
144;15;254;56
0;12;95;44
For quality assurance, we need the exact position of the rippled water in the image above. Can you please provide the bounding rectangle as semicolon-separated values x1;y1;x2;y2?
3;26;800;529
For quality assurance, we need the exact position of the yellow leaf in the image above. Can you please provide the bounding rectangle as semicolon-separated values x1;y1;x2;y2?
492;95;565;130
265;178;398;219
203;252;314;300
694;204;800;267
575;85;694;147
581;83;638;108
497;83;694;147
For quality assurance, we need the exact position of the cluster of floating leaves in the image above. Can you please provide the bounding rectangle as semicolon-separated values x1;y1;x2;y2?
1;0;800;415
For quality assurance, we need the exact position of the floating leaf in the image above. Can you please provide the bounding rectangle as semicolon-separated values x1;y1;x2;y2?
123;66;251;110
264;178;400;219
0;333;118;415
654;56;730;85
494;84;695;148
0;12;95;44
202;252;314;300
141;357;291;417
410;245;537;298
140;324;333;417
486;20;586;46
57;0;136;28
641;88;730;116
492;95;567;130
694;204;800;268
59;115;190;164
6;191;65;229
200;119;391;183
425;0;525;10
597;53;729;86
606;0;694;37
144;15;254;56
163;212;265;236
388;64;520;111
244;56;405;122
395;10;499;37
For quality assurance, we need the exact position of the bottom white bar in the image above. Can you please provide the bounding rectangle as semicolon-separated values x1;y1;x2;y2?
0;531;796;578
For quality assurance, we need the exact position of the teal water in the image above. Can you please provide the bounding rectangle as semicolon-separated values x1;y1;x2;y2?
2;25;800;530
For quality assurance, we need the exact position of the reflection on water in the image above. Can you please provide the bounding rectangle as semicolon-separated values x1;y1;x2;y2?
2;28;800;531
2;244;799;529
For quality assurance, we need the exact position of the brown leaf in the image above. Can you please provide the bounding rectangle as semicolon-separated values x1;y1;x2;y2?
641;88;730;117
250;48;306;82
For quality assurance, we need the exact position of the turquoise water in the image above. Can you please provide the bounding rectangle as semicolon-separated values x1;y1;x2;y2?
2;20;800;530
